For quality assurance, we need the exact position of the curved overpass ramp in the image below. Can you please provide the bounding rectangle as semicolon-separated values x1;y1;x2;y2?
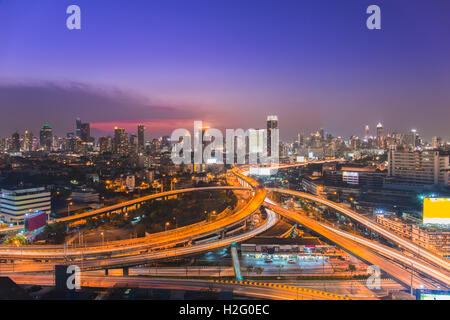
269;188;450;273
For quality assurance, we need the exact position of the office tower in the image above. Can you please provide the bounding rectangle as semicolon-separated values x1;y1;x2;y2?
10;132;20;152
39;125;53;151
151;138;161;155
138;125;145;153
129;134;138;154
76;117;82;138
319;128;325;140
267;115;278;157
0;187;51;225
161;136;171;151
388;148;449;186
24;130;33;152
364;125;370;139
432;136;442;149
376;122;384;148
81;123;91;142
114;127;128;155
99;136;112;154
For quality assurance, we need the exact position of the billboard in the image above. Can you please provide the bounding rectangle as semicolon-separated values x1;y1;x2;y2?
417;289;450;300
423;198;450;225
25;211;47;232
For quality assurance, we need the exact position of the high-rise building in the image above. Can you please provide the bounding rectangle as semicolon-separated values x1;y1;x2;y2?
10;132;20;152
432;136;442;149
137;125;145;153
267;115;278;157
24;130;33;152
76;117;82;138
39;125;53;151
364;125;370;139
99;136;112;154
129;134;138;154
0;187;51;225
114;127;128;155
376;122;384;148
81;123;91;142
388;148;449;186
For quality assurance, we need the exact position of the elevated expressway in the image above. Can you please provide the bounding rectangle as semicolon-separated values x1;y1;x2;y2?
264;200;450;290
0;167;275;271
0;186;251;235
268;188;450;273
7;274;348;300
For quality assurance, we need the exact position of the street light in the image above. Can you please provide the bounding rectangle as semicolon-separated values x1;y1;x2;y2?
171;178;178;191
101;232;105;246
67;202;73;216
165;221;170;232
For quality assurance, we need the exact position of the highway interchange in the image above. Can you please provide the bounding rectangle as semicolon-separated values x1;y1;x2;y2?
1;162;449;299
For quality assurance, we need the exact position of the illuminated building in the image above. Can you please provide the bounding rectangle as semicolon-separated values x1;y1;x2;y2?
81;122;91;142
0;187;51;225
376;122;384;148
114;127;128;155
10;132;20;152
39;125;53;151
138;125;145;153
387;148;449;186
267;115;278;157
24;130;33;151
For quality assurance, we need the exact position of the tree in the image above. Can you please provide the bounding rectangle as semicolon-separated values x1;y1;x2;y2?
246;265;254;277
44;222;67;244
348;264;356;275
255;267;264;276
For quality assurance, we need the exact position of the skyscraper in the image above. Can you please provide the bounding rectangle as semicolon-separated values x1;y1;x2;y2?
364;125;370;139
267;115;278;157
76;117;82;138
81;123;91;142
39;125;53;151
376;122;384;148
24;130;33;152
11;132;20;152
138;125;145;153
114;127;128;155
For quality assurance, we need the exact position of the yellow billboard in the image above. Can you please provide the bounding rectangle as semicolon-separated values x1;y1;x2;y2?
423;198;450;225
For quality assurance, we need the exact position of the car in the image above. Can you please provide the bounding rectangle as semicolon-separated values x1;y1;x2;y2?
264;259;273;263
287;259;296;264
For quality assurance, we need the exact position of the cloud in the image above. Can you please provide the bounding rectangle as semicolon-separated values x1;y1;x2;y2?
0;81;202;137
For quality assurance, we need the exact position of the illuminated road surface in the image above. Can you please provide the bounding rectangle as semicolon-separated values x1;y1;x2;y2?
270;188;450;273
0;207;278;273
264;201;449;290
7;274;346;300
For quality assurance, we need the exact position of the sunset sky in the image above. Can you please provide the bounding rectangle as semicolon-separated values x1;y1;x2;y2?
1;0;449;141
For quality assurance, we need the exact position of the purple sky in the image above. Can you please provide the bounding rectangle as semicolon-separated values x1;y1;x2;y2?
0;0;450;141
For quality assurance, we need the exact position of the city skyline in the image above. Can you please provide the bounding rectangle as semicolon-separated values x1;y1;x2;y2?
1;0;450;140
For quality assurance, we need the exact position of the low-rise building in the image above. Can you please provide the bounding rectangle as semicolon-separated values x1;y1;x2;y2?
0;187;51;225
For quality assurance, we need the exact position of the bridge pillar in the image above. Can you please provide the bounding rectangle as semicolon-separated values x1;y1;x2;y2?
123;267;129;276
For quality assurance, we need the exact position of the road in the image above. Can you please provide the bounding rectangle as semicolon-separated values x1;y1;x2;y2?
8;273;348;300
0;205;278;273
0;186;251;234
269;188;450;273
264;200;449;290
